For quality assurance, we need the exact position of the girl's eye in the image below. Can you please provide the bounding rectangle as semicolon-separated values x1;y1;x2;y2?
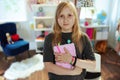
68;14;72;17
60;15;64;18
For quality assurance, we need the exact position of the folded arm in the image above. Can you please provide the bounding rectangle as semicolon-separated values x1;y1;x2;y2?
44;62;82;75
75;59;96;70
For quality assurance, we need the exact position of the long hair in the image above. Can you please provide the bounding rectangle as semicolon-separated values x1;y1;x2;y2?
52;1;83;52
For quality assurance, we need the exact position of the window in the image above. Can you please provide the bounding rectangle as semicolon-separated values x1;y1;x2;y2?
0;0;27;22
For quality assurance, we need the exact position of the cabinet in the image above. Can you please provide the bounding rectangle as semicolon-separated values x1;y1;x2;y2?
32;4;57;53
81;25;109;40
81;25;109;52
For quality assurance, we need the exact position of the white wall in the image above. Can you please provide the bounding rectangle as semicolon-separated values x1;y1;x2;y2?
16;0;36;50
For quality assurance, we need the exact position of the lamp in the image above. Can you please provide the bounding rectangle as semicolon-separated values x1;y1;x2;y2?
75;0;95;25
76;0;94;7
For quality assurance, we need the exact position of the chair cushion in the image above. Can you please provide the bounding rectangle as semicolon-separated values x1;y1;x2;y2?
11;34;20;42
4;41;29;56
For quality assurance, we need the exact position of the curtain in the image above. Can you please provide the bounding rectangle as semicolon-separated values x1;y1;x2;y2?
108;0;120;48
0;0;27;22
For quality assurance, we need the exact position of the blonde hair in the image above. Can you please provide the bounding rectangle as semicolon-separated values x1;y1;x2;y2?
52;1;82;52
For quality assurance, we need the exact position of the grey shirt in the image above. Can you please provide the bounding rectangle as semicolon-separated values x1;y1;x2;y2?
43;32;95;80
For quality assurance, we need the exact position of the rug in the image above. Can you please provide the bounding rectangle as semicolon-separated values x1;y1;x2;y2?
3;54;44;80
0;76;5;80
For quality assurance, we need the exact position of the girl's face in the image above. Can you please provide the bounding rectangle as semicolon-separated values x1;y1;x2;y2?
57;7;75;33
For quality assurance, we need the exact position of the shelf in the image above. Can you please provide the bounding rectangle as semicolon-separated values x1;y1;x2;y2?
35;39;44;42
32;4;57;7
33;3;57;53
34;28;52;31
33;16;54;19
91;39;108;41
81;24;109;28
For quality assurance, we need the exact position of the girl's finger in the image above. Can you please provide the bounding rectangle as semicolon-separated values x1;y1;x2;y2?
63;47;69;54
55;57;62;62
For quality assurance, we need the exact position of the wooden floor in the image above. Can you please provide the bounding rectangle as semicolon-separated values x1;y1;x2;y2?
0;48;120;80
101;47;120;80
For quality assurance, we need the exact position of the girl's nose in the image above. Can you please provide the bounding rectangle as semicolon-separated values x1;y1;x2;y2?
64;17;69;22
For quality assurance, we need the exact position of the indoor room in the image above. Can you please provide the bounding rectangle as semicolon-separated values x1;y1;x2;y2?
0;0;120;80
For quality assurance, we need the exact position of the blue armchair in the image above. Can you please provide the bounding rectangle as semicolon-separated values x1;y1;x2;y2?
0;23;30;60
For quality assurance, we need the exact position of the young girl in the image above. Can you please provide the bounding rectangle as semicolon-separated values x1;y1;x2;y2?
115;20;120;56
43;1;96;80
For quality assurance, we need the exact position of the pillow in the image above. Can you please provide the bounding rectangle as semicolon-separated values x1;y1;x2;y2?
11;34;19;41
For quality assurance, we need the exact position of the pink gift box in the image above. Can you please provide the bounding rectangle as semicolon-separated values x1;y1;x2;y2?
53;43;76;69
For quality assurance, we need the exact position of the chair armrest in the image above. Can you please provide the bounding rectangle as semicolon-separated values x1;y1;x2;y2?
0;41;8;48
85;53;101;79
86;53;101;72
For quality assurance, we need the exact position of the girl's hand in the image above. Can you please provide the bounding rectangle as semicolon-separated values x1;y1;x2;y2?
55;47;72;63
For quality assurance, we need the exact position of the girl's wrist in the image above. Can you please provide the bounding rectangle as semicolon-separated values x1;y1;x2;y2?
72;57;77;66
69;56;77;66
69;56;75;65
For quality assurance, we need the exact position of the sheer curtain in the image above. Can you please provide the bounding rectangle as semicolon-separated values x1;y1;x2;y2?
0;0;27;22
108;0;120;48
